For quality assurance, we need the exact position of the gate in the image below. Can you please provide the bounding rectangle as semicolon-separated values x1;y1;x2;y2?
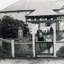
35;41;54;57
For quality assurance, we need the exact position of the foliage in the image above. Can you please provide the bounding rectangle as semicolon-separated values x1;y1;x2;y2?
50;27;53;32
0;15;29;39
58;47;64;53
23;24;29;36
56;32;63;41
56;46;64;56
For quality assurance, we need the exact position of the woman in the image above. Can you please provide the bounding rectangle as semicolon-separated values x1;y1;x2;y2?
37;27;44;49
37;28;44;41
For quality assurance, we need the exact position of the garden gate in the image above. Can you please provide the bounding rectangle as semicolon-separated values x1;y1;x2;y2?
27;19;60;58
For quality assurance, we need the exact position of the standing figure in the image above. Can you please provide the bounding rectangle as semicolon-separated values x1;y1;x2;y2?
46;35;52;53
18;27;23;42
37;25;44;49
37;28;44;41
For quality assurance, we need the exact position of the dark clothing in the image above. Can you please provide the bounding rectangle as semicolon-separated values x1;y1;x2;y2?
38;37;44;41
37;29;44;49
37;29;43;37
38;37;44;50
37;29;44;41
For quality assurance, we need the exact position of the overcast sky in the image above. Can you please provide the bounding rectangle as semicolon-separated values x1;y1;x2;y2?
0;0;18;10
0;0;63;10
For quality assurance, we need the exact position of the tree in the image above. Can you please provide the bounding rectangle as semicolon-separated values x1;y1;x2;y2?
1;16;22;38
0;15;28;39
23;24;29;36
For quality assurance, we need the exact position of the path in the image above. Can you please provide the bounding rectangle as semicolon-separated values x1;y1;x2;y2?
0;58;64;64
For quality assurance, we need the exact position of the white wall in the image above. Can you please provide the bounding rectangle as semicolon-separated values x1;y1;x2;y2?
1;13;64;31
59;22;64;30
28;23;52;34
0;12;25;21
59;16;64;31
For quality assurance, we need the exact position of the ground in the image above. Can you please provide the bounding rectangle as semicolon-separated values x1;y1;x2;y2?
0;58;64;64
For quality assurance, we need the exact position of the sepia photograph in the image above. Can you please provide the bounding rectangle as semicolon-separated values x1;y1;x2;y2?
0;0;64;64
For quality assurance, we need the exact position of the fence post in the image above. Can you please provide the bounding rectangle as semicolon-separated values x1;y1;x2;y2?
11;39;15;58
0;39;2;46
53;23;56;57
32;24;36;58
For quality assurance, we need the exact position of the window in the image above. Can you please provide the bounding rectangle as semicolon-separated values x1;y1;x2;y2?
46;23;50;26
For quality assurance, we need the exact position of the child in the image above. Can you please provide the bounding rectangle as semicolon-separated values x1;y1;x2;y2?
46;35;52;53
46;35;52;42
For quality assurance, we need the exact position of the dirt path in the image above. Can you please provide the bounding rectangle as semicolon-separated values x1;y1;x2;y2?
0;58;64;64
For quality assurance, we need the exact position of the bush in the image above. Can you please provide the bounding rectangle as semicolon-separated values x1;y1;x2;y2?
56;32;63;41
56;46;64;56
57;47;64;53
0;15;29;38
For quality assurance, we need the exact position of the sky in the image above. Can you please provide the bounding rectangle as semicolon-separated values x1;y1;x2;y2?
0;0;63;10
0;0;18;10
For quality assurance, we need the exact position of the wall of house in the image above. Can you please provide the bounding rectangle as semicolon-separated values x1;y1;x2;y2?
27;22;46;34
0;12;25;21
0;12;63;32
26;15;60;33
58;16;64;31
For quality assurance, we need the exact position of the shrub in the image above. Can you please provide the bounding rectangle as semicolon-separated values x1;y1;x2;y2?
57;47;64;53
0;15;29;38
56;46;64;56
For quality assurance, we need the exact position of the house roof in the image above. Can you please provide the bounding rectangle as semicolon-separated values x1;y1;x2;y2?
27;9;58;16
51;1;64;10
0;0;58;16
0;0;28;11
27;0;58;16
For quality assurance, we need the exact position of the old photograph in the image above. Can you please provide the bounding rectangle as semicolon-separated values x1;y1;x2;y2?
0;0;64;64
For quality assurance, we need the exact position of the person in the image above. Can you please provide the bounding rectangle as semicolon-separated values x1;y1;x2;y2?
18;27;23;42
37;26;44;41
46;35;52;41
37;25;44;49
46;35;52;53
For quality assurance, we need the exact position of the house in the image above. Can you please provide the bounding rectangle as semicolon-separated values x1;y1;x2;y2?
0;0;64;57
0;0;64;32
51;1;64;30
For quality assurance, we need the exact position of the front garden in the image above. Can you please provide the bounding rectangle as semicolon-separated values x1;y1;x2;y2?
0;15;64;58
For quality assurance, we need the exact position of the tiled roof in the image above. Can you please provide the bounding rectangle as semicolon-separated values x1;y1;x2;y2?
0;0;27;11
51;1;64;10
0;0;58;16
28;9;58;16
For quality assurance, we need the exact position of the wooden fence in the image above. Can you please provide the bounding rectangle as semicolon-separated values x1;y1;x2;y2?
0;38;14;58
0;38;64;58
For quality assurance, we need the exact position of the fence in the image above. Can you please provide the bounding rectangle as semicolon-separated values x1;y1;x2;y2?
14;42;32;57
0;38;32;58
0;38;14;58
0;38;64;58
